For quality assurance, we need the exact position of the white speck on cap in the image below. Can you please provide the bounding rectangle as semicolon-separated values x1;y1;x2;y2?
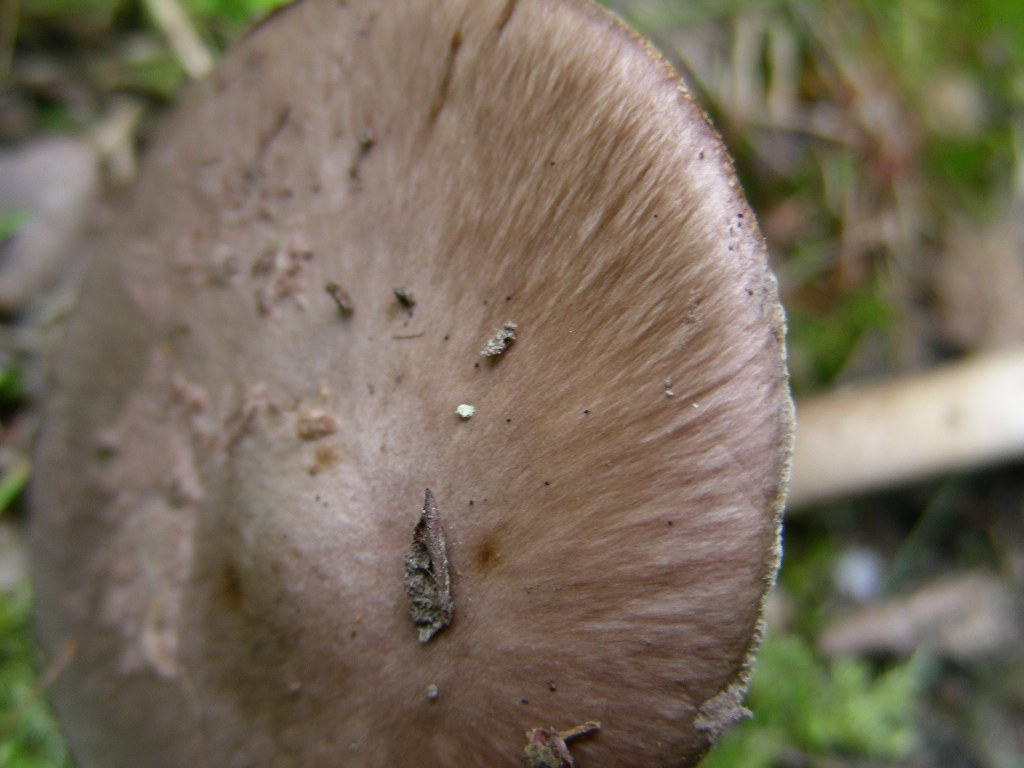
455;404;475;419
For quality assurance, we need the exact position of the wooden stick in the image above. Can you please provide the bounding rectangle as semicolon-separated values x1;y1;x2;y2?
788;347;1024;509
143;0;214;80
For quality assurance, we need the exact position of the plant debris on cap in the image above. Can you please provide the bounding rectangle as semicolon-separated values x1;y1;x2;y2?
522;722;602;767
480;321;518;357
29;0;793;766
404;489;454;643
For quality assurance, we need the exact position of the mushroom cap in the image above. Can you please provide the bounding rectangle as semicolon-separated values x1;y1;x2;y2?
30;1;792;766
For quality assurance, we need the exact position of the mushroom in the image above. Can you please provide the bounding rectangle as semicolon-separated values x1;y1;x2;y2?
30;1;792;766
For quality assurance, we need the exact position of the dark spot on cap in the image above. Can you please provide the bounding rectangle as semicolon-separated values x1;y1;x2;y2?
473;536;498;574
220;561;244;611
309;444;339;475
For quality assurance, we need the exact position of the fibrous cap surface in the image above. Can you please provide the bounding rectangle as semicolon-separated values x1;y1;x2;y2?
31;1;793;766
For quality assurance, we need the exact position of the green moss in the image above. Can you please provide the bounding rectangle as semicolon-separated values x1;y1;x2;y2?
0;213;29;244
0;583;72;768
704;633;926;768
787;283;893;391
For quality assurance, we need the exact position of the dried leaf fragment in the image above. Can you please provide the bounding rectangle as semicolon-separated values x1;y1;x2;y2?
481;321;518;357
404;489;453;642
521;721;601;768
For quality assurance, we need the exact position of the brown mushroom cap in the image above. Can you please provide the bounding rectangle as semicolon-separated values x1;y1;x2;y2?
31;1;792;766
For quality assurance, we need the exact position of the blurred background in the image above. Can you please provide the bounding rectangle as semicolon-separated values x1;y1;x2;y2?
1;0;1023;766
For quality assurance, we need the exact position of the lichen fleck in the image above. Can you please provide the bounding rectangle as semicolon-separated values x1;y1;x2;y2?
481;321;518;357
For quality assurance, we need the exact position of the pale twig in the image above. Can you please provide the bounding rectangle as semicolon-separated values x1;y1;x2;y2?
90;96;146;185
143;0;214;80
789;347;1024;509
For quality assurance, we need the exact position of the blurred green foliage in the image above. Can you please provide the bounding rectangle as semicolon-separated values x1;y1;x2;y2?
0;584;71;768
0;213;29;244
183;0;284;24
705;634;926;768
787;284;892;389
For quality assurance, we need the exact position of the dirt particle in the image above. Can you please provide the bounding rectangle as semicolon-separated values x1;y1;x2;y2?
349;133;376;180
455;403;475;419
325;281;354;315
426;684;439;700
393;286;415;310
